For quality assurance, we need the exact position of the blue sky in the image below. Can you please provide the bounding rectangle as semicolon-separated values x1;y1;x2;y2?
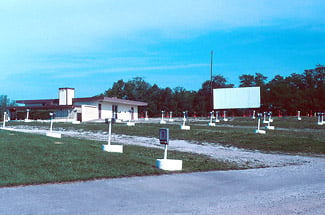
1;0;324;100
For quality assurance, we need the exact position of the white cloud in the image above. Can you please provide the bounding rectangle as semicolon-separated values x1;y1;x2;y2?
50;63;209;79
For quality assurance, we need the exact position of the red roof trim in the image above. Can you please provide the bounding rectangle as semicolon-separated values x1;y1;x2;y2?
101;97;147;106
15;96;147;106
16;99;58;104
59;87;75;90
73;96;102;102
8;105;79;111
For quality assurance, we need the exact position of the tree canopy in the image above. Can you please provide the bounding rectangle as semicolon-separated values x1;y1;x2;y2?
2;65;323;119
0;95;15;120
101;65;324;117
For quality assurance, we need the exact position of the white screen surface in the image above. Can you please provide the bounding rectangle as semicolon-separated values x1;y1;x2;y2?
213;87;260;109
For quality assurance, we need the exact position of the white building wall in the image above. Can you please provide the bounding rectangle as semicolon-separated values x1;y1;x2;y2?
100;103;138;121
134;106;139;120
100;103;113;119
81;105;98;122
115;104;138;121
78;101;140;122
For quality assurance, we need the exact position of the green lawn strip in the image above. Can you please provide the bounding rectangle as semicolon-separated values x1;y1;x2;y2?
6;118;325;154
110;123;325;154
0;130;238;187
192;116;323;130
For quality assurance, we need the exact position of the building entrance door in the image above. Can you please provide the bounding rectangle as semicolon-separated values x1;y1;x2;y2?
131;107;134;120
112;105;118;119
98;104;102;119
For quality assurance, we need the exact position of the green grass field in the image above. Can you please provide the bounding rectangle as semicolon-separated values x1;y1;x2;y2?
7;116;324;154
0;129;239;187
1;116;324;187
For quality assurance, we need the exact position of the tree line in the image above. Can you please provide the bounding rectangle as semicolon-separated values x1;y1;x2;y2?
0;95;15;120
101;65;324;117
0;65;324;120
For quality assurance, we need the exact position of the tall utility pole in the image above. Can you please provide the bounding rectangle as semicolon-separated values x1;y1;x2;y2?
210;50;213;111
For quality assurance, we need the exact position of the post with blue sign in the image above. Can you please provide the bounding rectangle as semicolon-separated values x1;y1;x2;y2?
156;128;182;171
159;128;169;159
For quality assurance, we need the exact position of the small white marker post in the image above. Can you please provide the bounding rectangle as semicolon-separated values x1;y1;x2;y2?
2;112;6;128
255;113;266;134
24;109;32;122
126;111;135;126
266;112;275;130
72;120;81;124
252;110;256;119
102;118;123;153
208;111;216;126
297;111;302;121
50;116;53;131
46;113;62;138
160;111;166;124
145;111;149;121
1;112;14;131
269;111;274;123
181;111;190;130
215;111;220;123
168;111;174;122
317;112;324;125
263;112;269;124
156;128;182;171
223;111;228;122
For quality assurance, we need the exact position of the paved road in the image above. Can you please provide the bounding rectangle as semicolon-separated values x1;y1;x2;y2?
0;157;324;215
